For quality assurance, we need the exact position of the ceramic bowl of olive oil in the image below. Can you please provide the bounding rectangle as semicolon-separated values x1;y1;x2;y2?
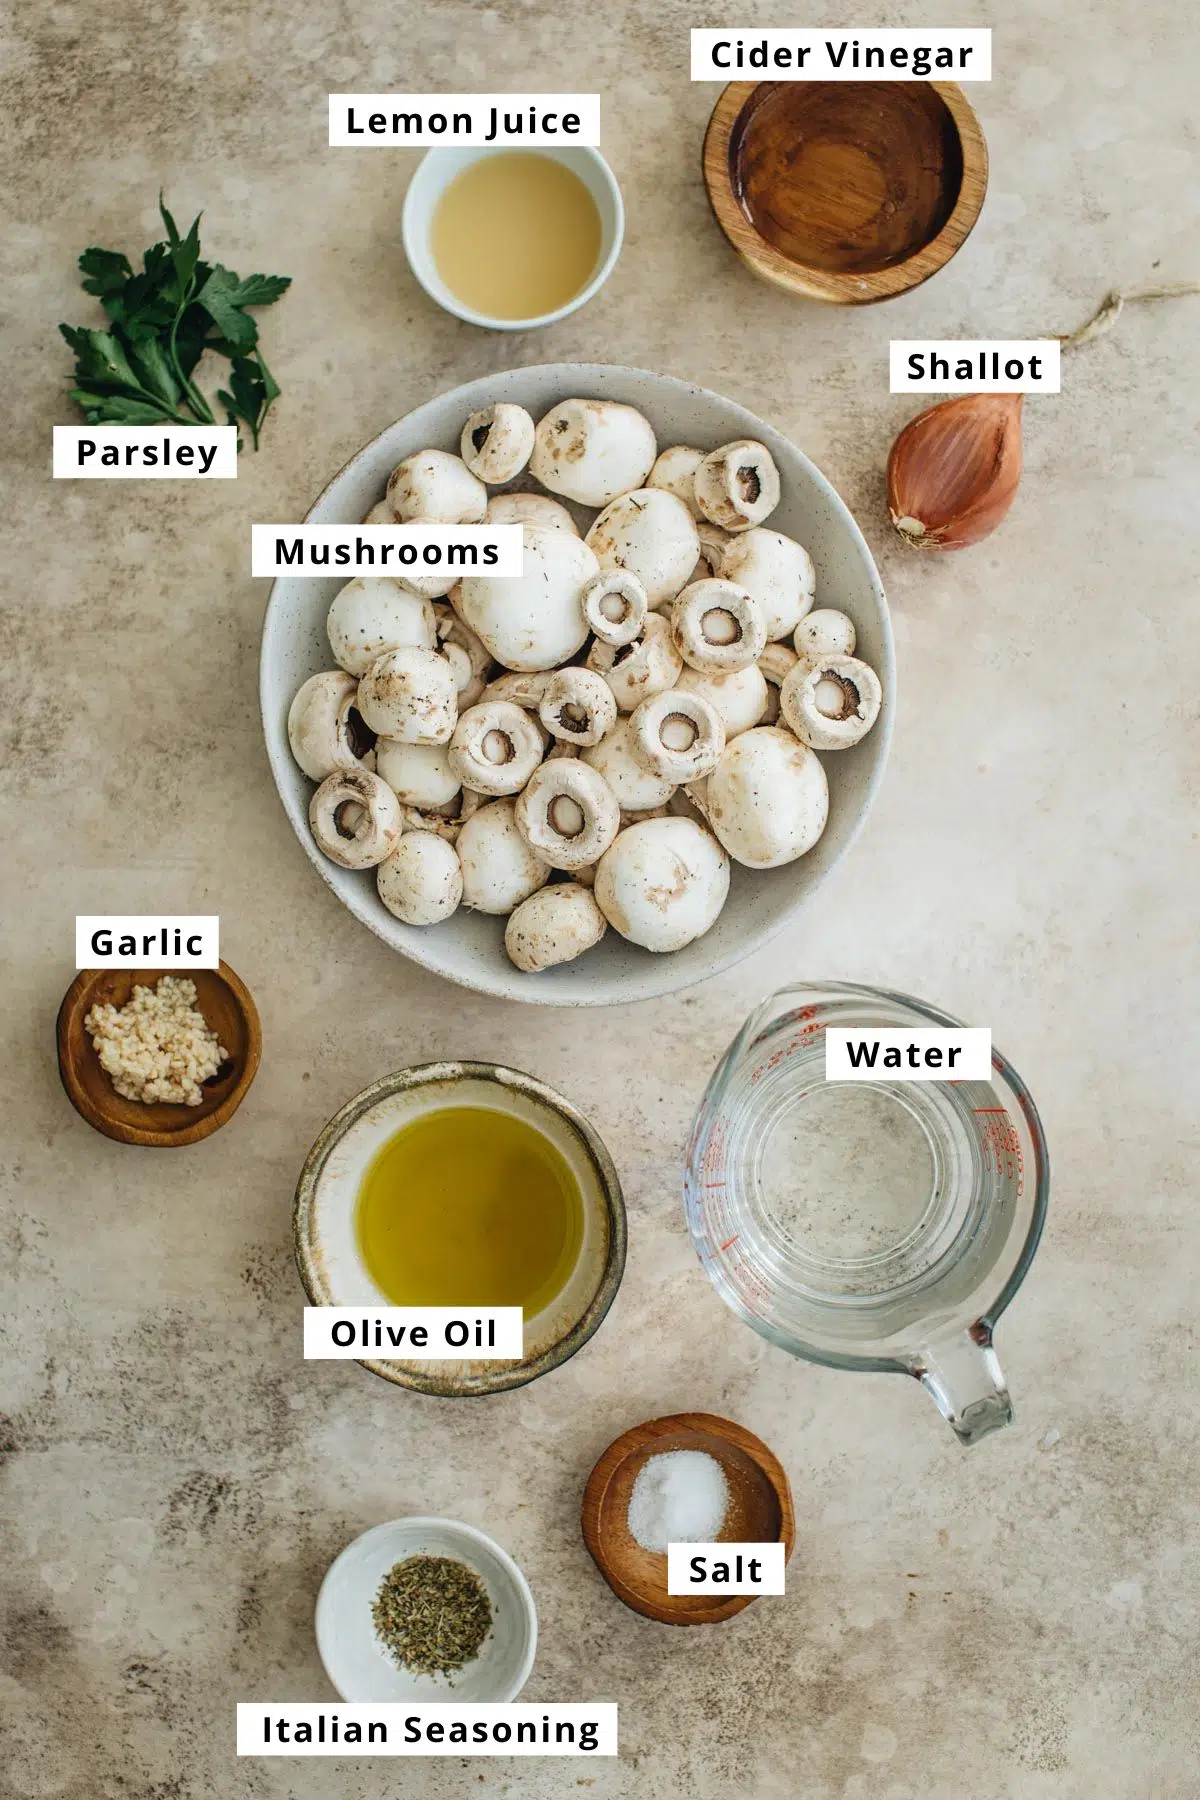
294;1062;626;1395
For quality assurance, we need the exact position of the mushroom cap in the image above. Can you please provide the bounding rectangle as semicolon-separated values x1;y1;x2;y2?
309;767;405;869
377;831;463;925
537;667;618;747
671;577;767;674
460;403;536;483
356;646;459;744
530;398;657;508
780;653;882;751
485;492;580;535
693;439;781;533
327;577;436;676
457;798;551;914
675;663;770;738
387;448;487;524
374;738;462;809
514;758;621;870
594;817;730;952
704;726;829;868
794;607;857;664
647;444;705;518
586;612;684;713
459;526;597;672
630;688;726;783
504;882;608;972
581;569;649;647
448;700;545;797
585;488;700;611
719;528;816;642
581;715;677;812
287;670;376;782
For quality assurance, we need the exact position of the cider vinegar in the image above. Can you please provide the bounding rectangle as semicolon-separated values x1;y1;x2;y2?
355;1105;584;1315
430;152;602;320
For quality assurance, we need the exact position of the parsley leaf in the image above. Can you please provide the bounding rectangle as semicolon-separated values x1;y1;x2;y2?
59;196;290;450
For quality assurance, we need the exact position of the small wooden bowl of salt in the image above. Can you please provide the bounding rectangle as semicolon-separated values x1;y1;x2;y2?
581;1412;794;1624
57;961;261;1147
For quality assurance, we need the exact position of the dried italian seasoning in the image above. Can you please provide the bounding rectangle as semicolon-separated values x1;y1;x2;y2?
371;1554;492;1678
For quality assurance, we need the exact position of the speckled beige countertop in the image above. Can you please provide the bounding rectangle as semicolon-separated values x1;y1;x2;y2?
3;1;1198;1795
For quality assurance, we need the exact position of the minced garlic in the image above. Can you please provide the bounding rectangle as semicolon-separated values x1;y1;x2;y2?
84;977;229;1107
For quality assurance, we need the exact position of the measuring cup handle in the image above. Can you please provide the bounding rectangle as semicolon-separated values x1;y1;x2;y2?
915;1326;1013;1447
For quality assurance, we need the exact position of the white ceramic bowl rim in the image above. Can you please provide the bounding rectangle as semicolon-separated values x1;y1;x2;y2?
401;146;625;331
260;362;894;1007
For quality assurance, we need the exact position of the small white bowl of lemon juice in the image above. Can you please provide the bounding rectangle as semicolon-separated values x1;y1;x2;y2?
401;146;624;329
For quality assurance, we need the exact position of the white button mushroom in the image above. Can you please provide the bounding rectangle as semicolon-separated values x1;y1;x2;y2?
480;669;555;711
693;440;781;532
432;606;492;710
374;738;461;809
376;830;463;925
586;613;684;713
704;726;829;868
647;444;705;518
387;449;487;523
485;492;580;535
459;525;597;672
449;700;545;797
309;767;405;869
361;499;393;526
537;668;618;747
671;578;767;674
581;569;649;647
757;642;800;725
327;577;436;676
594;817;730;952
457;798;550;914
720;528;816;641
780;654;882;751
504;882;608;972
581;715;677;812
356;647;459;744
287;670;376;782
675;664;770;739
794;608;857;665
630;689;726;783
530;399;657;508
585;488;700;611
515;760;620;871
459;403;536;483
690;519;733;584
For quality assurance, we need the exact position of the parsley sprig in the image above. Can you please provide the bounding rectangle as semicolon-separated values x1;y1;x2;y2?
59;196;291;450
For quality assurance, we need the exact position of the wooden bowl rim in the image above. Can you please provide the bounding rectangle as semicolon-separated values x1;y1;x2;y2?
56;959;262;1147
581;1410;796;1625
702;79;989;304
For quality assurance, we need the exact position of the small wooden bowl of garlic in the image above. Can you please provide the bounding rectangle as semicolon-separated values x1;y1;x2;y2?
57;962;261;1147
261;365;893;1006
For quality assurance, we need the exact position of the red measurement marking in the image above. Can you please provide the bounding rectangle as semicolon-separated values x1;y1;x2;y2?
973;1108;1008;1114
703;1180;725;1190
719;1235;739;1251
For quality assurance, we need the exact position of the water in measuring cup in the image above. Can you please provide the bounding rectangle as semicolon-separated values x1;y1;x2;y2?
708;1007;1023;1329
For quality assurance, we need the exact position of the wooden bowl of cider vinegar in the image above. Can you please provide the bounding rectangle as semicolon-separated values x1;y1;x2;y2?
703;80;987;304
294;1062;626;1396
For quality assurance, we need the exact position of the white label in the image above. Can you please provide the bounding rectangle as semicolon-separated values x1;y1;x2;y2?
303;1307;523;1360
238;1704;618;1756
690;29;991;81
52;426;237;479
825;1028;991;1082
329;94;601;147
251;523;523;579
76;916;219;970
890;340;1061;394
667;1542;786;1595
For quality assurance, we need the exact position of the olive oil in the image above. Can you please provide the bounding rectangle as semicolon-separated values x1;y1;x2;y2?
430;152;602;320
356;1105;584;1315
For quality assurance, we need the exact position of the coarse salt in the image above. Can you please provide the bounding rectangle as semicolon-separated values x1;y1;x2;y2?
627;1449;729;1553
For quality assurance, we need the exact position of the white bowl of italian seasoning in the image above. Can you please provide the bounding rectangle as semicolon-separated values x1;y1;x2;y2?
315;1516;537;1702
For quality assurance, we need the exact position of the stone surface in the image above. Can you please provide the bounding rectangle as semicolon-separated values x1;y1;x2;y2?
2;2;1198;1796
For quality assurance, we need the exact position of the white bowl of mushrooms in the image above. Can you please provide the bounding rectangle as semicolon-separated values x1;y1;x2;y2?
261;364;892;1005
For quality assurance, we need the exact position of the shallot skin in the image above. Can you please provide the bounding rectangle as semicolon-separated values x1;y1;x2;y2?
886;393;1025;550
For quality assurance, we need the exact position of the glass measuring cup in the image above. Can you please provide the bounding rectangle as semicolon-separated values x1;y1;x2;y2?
684;983;1049;1446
